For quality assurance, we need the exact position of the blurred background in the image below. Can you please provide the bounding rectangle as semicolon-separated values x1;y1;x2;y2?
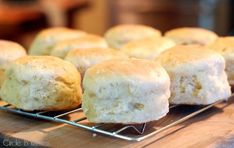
0;0;233;48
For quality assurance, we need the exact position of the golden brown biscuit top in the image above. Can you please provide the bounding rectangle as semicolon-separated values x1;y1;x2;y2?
165;27;218;45
121;37;175;59
57;34;106;44
105;24;161;49
156;45;223;68
0;40;26;69
66;48;126;58
85;58;165;81
208;37;234;54
13;56;79;79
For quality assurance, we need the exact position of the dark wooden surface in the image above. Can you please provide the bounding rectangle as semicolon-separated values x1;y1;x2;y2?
1;97;234;148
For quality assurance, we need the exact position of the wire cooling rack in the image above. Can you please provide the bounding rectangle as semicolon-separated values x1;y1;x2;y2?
0;100;222;141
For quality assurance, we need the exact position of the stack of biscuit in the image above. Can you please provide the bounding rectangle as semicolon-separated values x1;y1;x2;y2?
0;25;232;124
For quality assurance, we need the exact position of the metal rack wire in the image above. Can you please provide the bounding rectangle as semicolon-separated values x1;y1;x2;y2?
0;100;222;141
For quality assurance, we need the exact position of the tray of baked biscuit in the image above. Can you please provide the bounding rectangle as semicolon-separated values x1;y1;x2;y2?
0;25;233;141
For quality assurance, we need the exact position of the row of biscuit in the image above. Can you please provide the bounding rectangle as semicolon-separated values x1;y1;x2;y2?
0;24;232;124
